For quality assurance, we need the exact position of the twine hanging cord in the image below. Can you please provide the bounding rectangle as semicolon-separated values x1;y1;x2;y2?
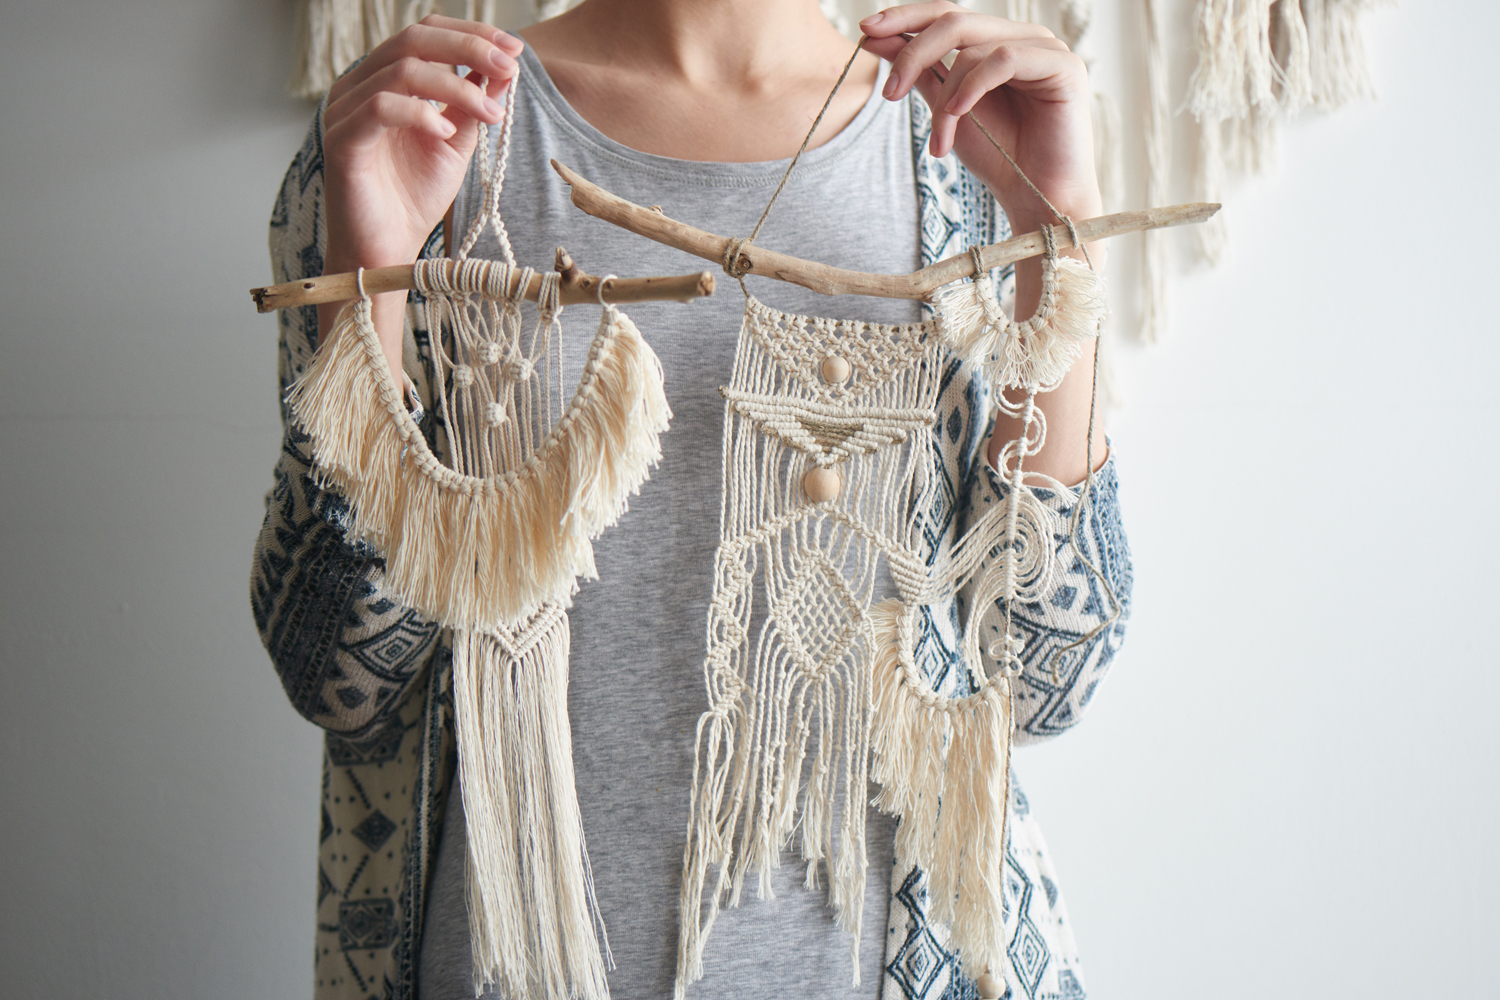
723;36;1094;282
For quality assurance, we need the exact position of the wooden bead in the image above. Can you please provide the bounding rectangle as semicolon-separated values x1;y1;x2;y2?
820;354;852;384
975;971;1004;999
802;467;841;503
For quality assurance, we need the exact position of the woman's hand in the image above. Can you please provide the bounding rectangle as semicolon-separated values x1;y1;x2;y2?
859;1;1100;238
861;2;1106;485
319;15;522;375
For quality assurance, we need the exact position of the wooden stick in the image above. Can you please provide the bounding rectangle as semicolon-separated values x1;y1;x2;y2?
552;159;1220;300
250;247;716;313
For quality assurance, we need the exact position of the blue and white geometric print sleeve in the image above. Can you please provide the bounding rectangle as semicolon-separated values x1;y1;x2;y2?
250;106;444;736
966;454;1132;748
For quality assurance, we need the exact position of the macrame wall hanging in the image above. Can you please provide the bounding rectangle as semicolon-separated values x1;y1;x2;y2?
255;72;714;1000
554;39;1210;999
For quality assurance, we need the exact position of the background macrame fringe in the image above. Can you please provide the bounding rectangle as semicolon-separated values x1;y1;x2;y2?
289;0;583;97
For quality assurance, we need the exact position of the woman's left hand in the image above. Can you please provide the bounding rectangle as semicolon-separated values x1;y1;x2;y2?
860;1;1101;237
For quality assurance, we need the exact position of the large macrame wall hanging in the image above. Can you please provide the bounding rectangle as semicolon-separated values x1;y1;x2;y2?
267;73;711;999
552;40;1204;999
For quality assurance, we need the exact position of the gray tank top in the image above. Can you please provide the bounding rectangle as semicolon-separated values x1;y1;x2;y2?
419;45;920;1000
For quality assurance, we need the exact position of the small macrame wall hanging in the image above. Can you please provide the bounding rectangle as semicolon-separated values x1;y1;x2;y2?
555;39;1209;999
257;72;715;1000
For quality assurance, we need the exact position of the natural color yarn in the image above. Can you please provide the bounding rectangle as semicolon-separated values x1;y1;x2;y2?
287;64;670;1000
674;39;1110;996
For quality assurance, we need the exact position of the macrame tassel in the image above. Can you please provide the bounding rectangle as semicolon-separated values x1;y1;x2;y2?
933;256;1106;392
868;600;1012;982
1274;0;1314;111
454;607;614;1000
286;297;671;631
1304;0;1381;110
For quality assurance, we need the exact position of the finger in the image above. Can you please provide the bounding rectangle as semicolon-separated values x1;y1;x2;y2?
441;67;514;131
330;90;459;149
943;44;1086;117
860;0;1055;42
416;13;525;56
331;21;515;103
864;7;1054;102
900;57;971;159
929;42;996;112
330;58;505;135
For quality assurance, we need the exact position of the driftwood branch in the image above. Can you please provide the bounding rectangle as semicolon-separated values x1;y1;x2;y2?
552;159;1220;300
250;246;716;313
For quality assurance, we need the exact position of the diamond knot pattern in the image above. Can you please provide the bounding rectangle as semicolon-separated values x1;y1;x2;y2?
768;545;862;680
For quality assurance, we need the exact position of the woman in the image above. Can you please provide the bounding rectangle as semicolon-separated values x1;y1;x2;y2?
252;2;1131;998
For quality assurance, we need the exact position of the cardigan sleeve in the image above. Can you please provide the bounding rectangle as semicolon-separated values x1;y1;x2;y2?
249;107;444;736
963;449;1133;748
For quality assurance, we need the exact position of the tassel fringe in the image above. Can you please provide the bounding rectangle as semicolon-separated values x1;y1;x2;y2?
934;256;1106;392
868;599;1012;982
454;608;614;1000
286;295;670;632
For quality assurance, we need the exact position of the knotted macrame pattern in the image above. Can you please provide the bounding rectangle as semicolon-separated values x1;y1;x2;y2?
677;237;1107;993
287;71;670;1000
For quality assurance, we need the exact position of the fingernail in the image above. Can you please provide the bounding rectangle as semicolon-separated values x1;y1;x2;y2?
483;97;502;118
489;48;511;71
944;95;962;114
859;12;884;26
441;119;457;137
882;73;899;100
494;31;523;52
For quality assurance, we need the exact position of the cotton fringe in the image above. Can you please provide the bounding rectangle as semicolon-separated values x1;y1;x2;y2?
453;607;613;1000
675;300;945;1000
285;295;670;633
933;255;1106;393
288;284;667;1000
868;599;1013;983
1128;0;1383;338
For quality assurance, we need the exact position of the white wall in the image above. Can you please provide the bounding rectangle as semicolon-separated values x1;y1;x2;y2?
0;1;1493;998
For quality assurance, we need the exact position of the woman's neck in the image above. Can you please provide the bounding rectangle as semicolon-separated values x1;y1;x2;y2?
519;0;880;162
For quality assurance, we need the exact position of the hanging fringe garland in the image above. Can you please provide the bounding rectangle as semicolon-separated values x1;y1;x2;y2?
288;72;670;999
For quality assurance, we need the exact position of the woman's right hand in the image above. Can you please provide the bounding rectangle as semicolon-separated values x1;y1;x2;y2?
319;15;522;370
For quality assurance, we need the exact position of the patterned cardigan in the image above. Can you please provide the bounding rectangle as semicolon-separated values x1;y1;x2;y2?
253;93;1132;1000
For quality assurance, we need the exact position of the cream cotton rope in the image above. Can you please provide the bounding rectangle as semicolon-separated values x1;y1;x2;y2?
286;64;671;1000
674;38;1114;997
